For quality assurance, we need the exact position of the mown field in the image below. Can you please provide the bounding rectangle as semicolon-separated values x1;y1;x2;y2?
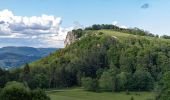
47;88;154;100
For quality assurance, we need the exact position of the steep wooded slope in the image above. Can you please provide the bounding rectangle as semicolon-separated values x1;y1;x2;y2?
29;29;170;91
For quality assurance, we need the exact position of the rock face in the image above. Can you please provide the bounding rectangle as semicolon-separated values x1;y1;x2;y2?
64;31;78;47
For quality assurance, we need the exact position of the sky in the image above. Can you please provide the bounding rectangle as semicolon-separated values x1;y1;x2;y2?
0;0;170;48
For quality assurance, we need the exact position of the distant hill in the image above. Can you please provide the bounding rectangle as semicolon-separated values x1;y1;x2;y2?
0;46;58;69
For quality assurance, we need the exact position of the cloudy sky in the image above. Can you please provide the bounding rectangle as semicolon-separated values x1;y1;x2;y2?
0;0;170;48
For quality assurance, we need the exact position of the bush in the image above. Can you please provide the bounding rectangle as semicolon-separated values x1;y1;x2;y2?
130;96;134;100
116;72;130;91
81;77;99;92
0;81;30;100
156;72;170;100
31;89;50;100
132;70;154;91
98;32;104;35
0;81;50;100
99;68;117;91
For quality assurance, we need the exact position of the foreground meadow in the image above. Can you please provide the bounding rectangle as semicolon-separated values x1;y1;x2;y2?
47;88;154;100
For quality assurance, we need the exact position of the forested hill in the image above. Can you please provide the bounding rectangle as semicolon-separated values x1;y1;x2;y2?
28;25;170;93
2;25;168;100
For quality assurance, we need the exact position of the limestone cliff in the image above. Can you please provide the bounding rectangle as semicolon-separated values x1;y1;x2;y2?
64;31;78;47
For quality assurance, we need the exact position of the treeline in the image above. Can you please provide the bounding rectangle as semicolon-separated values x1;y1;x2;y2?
161;35;170;39
84;24;170;39
85;24;157;37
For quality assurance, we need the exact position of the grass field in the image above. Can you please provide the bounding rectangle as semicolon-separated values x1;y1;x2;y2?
47;88;155;100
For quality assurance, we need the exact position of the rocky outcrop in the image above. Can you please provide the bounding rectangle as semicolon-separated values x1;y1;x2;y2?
64;31;78;47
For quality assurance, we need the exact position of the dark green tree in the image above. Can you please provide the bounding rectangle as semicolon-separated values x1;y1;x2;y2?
133;70;154;91
31;89;50;100
0;81;30;100
99;65;118;91
81;77;99;92
156;71;170;100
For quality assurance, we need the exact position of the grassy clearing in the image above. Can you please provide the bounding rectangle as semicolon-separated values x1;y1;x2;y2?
98;30;170;42
47;88;154;100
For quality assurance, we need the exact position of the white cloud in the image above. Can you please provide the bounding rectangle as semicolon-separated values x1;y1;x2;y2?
112;21;128;29
112;21;118;26
120;25;127;29
0;9;71;48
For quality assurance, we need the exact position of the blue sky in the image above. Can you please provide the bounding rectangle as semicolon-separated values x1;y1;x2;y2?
0;0;170;48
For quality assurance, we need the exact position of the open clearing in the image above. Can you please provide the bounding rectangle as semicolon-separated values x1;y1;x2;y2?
47;88;154;100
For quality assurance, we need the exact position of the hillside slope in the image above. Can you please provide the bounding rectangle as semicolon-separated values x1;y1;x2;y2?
29;28;170;91
33;29;170;66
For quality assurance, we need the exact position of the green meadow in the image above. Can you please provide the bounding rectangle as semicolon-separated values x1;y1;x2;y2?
47;88;154;100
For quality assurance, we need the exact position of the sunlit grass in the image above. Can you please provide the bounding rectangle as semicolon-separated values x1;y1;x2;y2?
47;88;154;100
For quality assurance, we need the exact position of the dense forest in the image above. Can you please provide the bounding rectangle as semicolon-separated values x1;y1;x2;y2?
0;25;170;100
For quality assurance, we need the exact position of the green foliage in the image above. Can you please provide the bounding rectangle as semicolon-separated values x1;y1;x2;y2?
156;71;170;100
22;63;31;82
161;35;170;39
0;81;50;100
29;73;49;89
81;77;99;92
85;24;157;37
31;89;50;100
99;66;117;91
0;68;10;88
119;45;140;73
156;89;170;100
0;81;30;100
116;72;130;91
72;29;84;38
1;28;170;95
132;70;154;91
130;96;134;100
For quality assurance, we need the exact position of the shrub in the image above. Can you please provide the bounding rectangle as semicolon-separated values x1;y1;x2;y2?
0;81;30;100
130;96;134;100
31;89;50;100
0;81;50;100
81;77;99;92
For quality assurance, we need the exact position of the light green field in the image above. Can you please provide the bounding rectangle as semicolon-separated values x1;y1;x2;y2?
47;88;155;100
98;30;170;42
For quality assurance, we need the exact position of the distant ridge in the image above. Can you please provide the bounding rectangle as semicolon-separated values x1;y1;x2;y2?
0;46;58;69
